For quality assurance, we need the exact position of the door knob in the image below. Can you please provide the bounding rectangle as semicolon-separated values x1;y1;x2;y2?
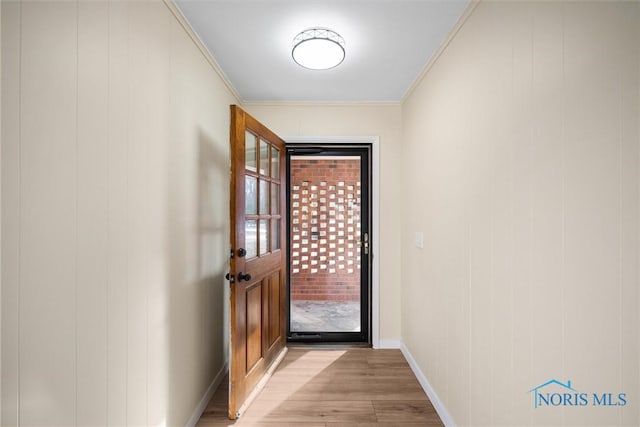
225;273;235;282
237;248;247;257
237;272;251;282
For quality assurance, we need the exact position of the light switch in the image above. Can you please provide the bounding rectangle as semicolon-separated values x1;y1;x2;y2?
415;232;424;249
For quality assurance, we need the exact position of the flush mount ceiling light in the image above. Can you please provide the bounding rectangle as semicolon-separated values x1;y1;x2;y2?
292;28;345;70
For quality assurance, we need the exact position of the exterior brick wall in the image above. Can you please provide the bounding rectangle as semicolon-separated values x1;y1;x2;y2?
290;158;361;301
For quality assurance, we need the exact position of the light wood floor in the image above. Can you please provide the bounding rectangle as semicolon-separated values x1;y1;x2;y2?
197;348;444;426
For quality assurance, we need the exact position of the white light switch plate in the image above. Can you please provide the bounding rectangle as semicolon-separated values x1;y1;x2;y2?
415;232;424;249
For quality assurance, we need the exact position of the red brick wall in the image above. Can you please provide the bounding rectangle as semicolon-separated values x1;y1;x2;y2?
290;158;361;301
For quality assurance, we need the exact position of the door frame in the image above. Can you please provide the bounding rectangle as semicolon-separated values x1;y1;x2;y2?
282;136;381;348
286;145;371;343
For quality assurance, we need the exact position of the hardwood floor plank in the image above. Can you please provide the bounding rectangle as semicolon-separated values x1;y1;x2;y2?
269;366;416;382
373;400;443;425
327;424;436;427
242;400;376;423
199;420;326;427
261;379;426;401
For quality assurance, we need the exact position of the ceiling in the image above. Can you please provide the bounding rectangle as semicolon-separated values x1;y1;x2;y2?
175;0;469;103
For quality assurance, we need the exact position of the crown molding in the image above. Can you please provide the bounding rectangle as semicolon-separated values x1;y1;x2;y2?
401;0;481;104
163;0;242;103
242;100;401;108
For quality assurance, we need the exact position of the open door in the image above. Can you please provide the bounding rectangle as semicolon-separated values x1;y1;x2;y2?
228;105;287;419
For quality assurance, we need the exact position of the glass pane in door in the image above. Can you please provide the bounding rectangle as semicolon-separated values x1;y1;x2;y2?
259;179;269;215
245;131;257;172
271;183;279;215
259;219;269;256
245;176;257;215
271;218;280;251
271;146;279;178
245;219;258;259
259;139;269;176
289;156;362;333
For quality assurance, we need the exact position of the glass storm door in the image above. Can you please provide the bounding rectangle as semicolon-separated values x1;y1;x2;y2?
286;146;371;343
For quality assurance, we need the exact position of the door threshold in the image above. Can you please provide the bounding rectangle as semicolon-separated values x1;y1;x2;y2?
287;342;371;349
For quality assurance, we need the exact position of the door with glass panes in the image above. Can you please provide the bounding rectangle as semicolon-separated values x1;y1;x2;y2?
228;105;286;419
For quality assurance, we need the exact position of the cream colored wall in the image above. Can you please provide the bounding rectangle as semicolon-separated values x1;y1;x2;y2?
401;1;639;425
0;3;3;423
244;104;402;343
1;1;234;425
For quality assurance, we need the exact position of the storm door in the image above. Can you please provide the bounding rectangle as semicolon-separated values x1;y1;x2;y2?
286;146;371;343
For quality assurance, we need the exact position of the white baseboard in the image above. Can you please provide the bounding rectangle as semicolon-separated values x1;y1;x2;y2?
377;339;401;349
400;342;456;427
186;360;228;427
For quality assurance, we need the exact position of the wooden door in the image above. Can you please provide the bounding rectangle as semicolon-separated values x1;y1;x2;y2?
228;105;287;419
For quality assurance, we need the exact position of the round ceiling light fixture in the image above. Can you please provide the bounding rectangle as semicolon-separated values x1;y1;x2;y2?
292;28;345;70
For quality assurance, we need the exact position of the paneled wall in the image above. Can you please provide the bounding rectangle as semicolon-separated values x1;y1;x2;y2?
1;1;235;425
401;1;640;425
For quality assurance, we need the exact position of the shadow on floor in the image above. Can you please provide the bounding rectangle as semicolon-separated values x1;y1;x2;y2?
196;348;443;426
